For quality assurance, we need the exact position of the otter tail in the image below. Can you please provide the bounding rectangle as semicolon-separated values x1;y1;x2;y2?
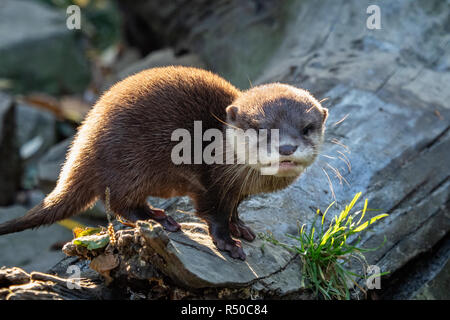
0;180;96;236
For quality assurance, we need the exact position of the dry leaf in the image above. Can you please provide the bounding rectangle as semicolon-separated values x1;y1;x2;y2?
22;93;62;118
90;253;119;284
60;96;92;123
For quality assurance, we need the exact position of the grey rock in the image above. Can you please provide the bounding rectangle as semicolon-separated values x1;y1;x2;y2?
135;221;302;292
0;206;73;273
15;102;57;189
413;258;450;300
58;222;309;298
0;267;110;300
0;267;30;287
0;0;90;94
0;92;21;205
117;48;206;81
119;0;293;88
102;48;206;94
378;235;450;299
26;189;46;207
247;0;450;286
16;103;56;160
37;138;72;192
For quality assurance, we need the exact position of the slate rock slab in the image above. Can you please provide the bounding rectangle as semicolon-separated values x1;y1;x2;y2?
58;220;310;299
413;258;450;300
134;221;302;293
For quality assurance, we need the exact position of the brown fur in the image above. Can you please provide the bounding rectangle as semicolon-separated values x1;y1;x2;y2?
0;66;327;260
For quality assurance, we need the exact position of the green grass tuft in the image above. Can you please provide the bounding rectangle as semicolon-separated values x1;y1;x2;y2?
260;192;389;300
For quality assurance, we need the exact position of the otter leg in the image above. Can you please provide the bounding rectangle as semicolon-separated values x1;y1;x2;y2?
230;210;256;242
195;195;246;260
209;215;246;260
117;204;181;232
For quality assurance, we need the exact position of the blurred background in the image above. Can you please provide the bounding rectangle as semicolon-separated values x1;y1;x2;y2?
0;0;449;299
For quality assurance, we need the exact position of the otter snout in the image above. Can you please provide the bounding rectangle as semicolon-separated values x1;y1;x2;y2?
279;144;298;156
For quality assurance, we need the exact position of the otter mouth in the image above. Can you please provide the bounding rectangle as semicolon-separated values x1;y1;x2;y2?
258;158;307;176
278;160;299;168
261;159;305;168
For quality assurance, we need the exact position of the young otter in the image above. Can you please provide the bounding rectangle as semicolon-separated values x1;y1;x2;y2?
0;66;328;260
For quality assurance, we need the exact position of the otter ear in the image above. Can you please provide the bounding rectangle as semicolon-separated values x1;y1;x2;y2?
322;107;329;124
226;105;239;123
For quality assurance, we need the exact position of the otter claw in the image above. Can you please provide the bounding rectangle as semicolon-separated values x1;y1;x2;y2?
214;238;246;260
230;220;256;242
148;208;181;232
161;215;181;232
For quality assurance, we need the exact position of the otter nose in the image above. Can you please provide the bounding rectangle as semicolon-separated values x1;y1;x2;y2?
279;145;298;156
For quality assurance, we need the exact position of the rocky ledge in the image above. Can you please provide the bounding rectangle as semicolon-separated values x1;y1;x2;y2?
0;220;313;300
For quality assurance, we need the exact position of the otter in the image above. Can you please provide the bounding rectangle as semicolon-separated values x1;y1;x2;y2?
0;66;328;260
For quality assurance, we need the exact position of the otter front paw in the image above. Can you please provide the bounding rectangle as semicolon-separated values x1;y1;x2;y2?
213;237;246;260
230;220;256;242
150;209;181;232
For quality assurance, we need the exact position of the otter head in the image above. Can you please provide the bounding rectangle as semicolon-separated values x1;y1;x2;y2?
225;83;328;177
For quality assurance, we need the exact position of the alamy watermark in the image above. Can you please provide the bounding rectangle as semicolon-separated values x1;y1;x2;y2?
366;264;382;289
66;5;81;30
170;121;285;175
367;5;382;30
66;265;81;289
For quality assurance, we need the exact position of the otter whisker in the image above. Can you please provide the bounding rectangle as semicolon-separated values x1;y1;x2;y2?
210;111;240;130
246;74;254;88
321;167;336;200
330;138;350;153
336;150;351;172
318;153;337;160
338;156;351;173
238;166;253;202
333;113;349;127
325;163;349;187
306;106;315;113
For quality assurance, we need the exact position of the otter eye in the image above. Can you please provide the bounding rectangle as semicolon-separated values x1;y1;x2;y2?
302;124;315;135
